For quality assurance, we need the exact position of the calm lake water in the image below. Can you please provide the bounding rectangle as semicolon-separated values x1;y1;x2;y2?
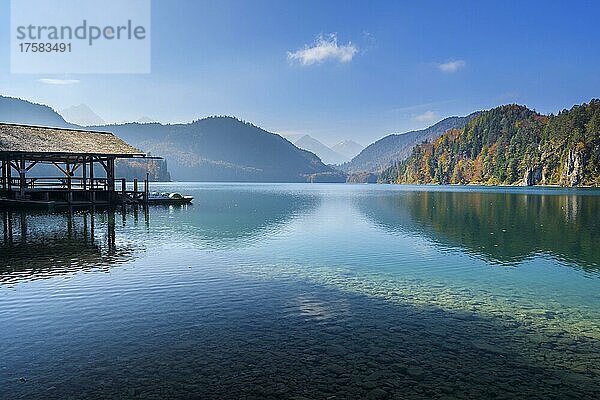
1;183;599;399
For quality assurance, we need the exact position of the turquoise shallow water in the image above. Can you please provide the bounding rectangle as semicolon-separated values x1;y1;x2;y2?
1;183;599;399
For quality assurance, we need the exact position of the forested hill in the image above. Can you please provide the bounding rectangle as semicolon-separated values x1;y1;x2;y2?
0;96;76;128
0;95;169;181
340;114;478;174
380;100;600;187
98;117;346;182
0;95;344;182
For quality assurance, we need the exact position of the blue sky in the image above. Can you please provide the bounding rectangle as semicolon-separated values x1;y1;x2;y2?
1;0;599;146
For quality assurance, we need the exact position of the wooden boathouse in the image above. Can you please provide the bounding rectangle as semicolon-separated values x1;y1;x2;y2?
0;123;154;208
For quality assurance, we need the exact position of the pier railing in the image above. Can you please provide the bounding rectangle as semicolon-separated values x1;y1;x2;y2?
2;176;150;205
3;177;149;192
5;177;110;190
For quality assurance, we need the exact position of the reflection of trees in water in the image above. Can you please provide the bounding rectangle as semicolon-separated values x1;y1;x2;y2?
0;209;139;283
165;189;320;247
357;191;600;271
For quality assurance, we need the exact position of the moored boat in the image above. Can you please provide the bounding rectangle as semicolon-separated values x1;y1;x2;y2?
147;192;193;205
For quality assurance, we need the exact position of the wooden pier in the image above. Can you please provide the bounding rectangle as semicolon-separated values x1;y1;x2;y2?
0;123;157;209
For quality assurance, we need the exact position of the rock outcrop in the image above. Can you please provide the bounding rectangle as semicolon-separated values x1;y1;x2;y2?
523;166;543;186
561;148;585;186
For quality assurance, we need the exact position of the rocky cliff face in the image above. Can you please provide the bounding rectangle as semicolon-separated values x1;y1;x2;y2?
381;100;600;187
560;148;585;186
522;166;543;186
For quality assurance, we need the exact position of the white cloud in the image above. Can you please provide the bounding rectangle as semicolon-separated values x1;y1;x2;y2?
37;78;80;85
288;34;358;66
414;111;438;122
438;60;466;73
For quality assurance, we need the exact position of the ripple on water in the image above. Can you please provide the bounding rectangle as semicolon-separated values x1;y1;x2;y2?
1;184;600;399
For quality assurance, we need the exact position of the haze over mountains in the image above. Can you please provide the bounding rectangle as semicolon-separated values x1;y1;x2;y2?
61;102;365;166
4;94;595;187
61;104;105;126
280;134;364;165
292;135;351;165
0;95;495;183
332;140;364;161
0;95;344;182
94;118;346;182
60;103;157;126
0;96;77;128
341;114;479;174
0;96;170;181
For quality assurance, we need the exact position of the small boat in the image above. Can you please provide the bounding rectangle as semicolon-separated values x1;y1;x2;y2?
147;192;193;205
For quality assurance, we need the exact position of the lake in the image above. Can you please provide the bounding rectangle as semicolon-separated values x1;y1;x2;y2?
1;183;599;399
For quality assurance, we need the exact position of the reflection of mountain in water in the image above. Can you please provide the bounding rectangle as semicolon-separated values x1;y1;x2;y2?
357;190;600;271
168;188;320;247
0;210;137;283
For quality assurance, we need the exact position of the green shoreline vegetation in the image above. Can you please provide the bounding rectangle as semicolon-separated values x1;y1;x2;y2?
380;100;600;187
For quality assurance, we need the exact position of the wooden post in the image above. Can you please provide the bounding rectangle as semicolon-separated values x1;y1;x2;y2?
82;156;87;190
6;159;12;196
66;162;72;204
19;159;26;198
1;160;6;191
90;157;95;204
133;178;139;203
144;172;149;206
107;157;115;205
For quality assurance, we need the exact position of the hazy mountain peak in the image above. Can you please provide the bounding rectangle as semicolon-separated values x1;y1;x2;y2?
61;103;105;126
102;115;345;182
294;134;349;165
137;116;156;123
331;140;364;160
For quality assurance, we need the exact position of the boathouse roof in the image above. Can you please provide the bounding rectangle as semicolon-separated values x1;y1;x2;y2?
0;123;144;157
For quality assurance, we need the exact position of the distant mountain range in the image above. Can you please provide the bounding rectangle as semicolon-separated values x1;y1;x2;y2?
0;95;345;182
8;94;593;187
340;114;479;174
0;96;76;128
294;135;348;165
61;104;105;126
0;96;167;181
332;140;364;160
93;118;346;182
0;95;481;183
281;134;364;165
61;103;157;126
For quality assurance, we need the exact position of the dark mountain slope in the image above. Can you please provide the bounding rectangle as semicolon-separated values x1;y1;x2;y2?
95;117;345;182
0;96;166;181
0;96;75;128
0;95;344;182
341;114;478;174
